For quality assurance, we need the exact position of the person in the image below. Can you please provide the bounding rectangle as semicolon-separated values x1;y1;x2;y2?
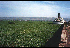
59;18;62;21
57;18;60;21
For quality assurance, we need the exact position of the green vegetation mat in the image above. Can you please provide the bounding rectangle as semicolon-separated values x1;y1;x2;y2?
0;20;61;47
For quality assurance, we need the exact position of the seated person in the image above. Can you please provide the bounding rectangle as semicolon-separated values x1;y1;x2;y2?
57;18;60;21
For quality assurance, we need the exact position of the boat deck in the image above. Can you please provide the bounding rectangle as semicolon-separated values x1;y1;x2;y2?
59;22;70;47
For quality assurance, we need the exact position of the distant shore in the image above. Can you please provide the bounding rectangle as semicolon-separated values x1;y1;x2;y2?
0;17;70;22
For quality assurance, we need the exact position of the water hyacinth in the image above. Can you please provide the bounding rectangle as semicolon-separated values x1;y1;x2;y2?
20;31;22;34
20;32;22;34
24;32;25;33
21;46;24;47
51;32;52;33
18;36;20;37
0;20;61;47
31;39;32;40
52;29;53;30
37;44;38;46
20;28;21;29
24;30;25;31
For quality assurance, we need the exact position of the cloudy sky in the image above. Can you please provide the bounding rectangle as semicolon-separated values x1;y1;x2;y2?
0;1;70;18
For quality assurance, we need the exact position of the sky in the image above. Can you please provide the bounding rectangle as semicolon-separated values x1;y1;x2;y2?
0;1;70;18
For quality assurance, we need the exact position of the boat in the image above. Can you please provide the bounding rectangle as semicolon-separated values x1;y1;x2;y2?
53;13;65;24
